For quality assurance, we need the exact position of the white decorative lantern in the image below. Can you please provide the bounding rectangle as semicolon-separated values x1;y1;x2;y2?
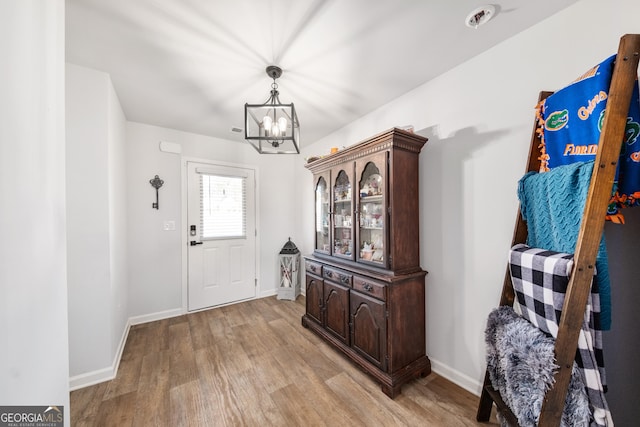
277;238;300;301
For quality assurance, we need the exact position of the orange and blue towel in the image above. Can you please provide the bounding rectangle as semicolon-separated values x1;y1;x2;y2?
537;54;640;222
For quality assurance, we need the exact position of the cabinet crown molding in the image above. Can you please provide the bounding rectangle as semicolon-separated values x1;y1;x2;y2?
305;127;427;173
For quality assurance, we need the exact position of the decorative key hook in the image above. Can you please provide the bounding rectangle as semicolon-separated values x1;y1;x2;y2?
149;175;164;209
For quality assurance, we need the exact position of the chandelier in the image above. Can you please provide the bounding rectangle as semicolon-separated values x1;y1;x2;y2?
245;65;300;154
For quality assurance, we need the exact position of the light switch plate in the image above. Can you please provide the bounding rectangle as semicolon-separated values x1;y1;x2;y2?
163;220;176;231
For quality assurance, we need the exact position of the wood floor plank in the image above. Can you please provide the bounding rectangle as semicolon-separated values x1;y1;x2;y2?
223;338;254;374
235;318;286;361
167;314;190;325
296;345;343;382
206;311;233;341
272;346;367;427
187;310;216;351
339;363;438;426
168;321;193;352
250;296;283;323
119;326;147;362
236;367;289;426
326;371;408;425
267;316;319;353
139;320;169;355
220;303;248;327
132;351;171;426
94;391;138;427
102;355;142;401
193;345;244;426
271;343;332;390
270;299;305;328
269;383;327;426
70;381;108;424
273;337;371;424
417;375;493;425
247;349;291;394
314;335;373;383
168;322;198;389
236;298;269;325
169;380;214;427
225;364;287;426
70;296;499;426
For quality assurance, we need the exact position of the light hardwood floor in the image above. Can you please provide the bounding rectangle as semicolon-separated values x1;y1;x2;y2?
70;296;498;426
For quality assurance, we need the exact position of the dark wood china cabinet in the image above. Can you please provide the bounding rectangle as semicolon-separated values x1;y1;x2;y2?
302;128;430;398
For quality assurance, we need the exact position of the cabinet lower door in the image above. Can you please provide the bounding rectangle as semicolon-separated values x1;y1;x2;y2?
350;291;387;370
305;275;323;324
323;281;350;345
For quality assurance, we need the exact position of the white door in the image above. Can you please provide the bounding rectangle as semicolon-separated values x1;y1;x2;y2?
187;161;256;311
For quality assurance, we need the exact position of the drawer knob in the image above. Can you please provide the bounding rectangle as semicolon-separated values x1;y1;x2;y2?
311;265;317;272
326;271;333;278
363;283;373;292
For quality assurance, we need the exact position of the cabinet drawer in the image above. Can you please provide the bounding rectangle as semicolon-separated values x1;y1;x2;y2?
306;260;323;276
323;267;352;287
353;276;386;301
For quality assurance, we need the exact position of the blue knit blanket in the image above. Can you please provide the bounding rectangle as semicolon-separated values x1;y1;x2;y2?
518;160;611;329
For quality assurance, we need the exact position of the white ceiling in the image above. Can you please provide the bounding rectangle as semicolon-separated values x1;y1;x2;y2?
65;0;580;147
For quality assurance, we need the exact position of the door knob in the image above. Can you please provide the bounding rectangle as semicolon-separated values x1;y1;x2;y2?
190;241;203;246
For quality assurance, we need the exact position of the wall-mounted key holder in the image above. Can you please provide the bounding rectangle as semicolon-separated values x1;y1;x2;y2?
149;175;164;209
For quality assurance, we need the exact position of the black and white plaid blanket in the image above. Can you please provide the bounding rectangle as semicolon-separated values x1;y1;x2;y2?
509;243;612;427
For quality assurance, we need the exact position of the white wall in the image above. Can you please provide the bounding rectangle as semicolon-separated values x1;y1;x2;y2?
66;65;112;375
0;1;70;424
297;0;640;403
126;122;299;317
107;76;129;361
66;63;129;383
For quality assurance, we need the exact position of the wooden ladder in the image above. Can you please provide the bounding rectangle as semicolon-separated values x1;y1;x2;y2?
476;33;640;427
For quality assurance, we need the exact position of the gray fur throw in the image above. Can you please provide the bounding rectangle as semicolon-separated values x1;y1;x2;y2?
485;306;591;426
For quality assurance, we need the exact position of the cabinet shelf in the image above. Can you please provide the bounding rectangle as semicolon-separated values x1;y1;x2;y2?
360;194;383;201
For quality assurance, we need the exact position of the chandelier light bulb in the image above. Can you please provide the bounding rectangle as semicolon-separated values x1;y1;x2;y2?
278;117;288;134
262;116;272;133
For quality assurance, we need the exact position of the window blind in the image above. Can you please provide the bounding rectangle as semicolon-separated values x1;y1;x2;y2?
200;173;246;239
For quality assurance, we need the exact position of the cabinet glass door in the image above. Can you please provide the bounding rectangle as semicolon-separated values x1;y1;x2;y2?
314;175;330;254
358;160;386;267
332;170;353;260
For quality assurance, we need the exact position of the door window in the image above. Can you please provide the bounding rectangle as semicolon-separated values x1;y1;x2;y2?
200;174;246;240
